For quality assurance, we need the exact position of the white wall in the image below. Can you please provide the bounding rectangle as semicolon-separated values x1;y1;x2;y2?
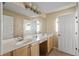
36;17;47;33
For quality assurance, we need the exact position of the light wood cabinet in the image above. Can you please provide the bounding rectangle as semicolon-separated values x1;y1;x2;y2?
47;35;58;53
47;36;54;53
3;36;56;56
53;35;58;48
3;52;13;56
47;37;52;53
3;43;40;56
13;43;39;56
31;42;39;56
13;45;31;56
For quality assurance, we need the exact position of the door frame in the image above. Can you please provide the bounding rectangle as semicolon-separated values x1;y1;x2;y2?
74;2;79;56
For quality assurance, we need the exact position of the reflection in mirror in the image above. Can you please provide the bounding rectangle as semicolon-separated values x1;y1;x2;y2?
23;19;41;41
3;15;14;40
23;19;40;36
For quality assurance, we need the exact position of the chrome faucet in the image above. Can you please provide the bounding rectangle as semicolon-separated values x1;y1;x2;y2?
15;35;24;42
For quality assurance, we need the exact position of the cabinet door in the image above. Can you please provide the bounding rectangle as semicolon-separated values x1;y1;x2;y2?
31;42;39;56
47;36;54;53
39;41;47;56
13;46;31;56
3;52;13;56
53;35;58;48
47;37;52;53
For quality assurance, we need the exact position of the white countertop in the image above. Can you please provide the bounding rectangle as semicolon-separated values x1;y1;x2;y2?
0;33;53;55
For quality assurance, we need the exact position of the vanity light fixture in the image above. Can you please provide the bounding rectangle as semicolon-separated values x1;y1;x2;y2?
3;2;42;15
24;2;42;14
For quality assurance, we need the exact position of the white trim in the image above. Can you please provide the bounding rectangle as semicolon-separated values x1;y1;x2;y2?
1;2;3;55
75;2;79;56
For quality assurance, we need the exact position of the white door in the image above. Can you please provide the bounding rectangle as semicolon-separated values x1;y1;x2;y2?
58;13;76;55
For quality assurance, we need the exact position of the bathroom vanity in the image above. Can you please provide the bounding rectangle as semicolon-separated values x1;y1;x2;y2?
1;33;56;56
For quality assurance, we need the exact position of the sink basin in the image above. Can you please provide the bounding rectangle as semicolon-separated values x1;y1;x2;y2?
16;39;33;45
16;40;25;45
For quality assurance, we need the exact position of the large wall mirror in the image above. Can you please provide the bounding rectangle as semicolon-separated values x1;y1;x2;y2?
3;15;14;40
23;19;41;41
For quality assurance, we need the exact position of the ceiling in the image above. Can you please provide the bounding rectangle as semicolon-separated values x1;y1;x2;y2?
4;2;76;17
34;2;76;14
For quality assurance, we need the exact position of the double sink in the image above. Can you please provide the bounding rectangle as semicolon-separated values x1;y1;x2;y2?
2;33;52;55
